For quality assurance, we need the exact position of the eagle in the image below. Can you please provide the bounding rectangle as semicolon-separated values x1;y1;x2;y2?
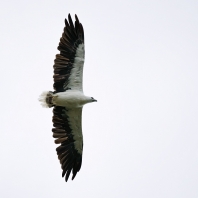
39;14;97;182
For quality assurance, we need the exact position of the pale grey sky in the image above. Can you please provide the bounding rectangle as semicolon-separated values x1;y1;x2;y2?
0;0;198;197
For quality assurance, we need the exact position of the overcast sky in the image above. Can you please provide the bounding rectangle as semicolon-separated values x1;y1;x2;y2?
0;0;198;198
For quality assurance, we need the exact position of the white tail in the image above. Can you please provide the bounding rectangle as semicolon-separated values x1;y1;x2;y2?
39;91;53;108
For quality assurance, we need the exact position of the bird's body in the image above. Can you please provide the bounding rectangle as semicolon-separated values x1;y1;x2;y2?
43;90;93;108
39;14;96;182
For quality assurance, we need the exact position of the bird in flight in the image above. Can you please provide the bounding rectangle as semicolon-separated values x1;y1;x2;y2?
39;14;97;182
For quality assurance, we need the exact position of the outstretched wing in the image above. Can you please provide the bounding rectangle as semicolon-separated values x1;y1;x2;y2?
53;14;85;92
53;106;83;181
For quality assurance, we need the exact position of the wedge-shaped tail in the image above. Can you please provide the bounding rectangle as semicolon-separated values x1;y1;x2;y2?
39;91;54;108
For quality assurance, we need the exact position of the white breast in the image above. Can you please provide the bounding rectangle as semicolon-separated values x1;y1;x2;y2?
53;91;87;108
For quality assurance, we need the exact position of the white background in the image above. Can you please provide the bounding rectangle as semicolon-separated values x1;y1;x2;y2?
0;0;198;197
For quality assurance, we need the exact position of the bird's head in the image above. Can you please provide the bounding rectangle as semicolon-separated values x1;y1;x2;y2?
82;96;97;105
90;97;97;102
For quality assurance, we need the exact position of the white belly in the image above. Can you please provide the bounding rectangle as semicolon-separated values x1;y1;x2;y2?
53;91;86;108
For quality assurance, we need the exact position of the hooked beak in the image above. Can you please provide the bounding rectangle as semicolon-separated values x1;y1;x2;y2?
93;99;97;102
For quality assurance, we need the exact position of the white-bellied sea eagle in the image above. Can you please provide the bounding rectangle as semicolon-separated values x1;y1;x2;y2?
39;14;97;182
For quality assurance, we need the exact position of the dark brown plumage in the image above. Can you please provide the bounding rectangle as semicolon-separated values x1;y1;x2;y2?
53;106;82;181
53;14;84;93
